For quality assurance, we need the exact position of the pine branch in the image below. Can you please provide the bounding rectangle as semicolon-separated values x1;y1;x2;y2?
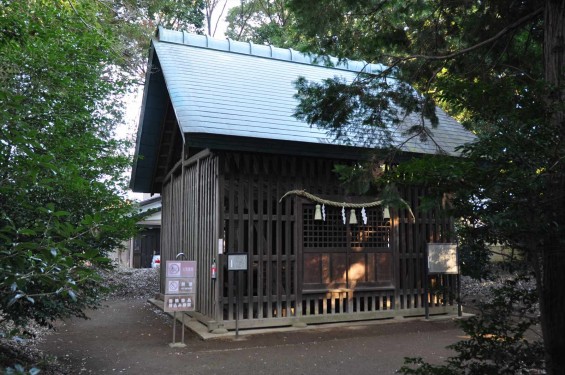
386;7;544;62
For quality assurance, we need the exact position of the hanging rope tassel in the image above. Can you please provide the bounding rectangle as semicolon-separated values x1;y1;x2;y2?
279;189;415;219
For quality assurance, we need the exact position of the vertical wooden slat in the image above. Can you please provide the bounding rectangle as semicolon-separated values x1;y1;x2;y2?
284;185;292;317
202;159;207;314
204;159;209;316
296;198;303;319
311;297;322;315
227;165;235;320
247;172;254;319
275;179;282;317
205;159;210;315
266;171;273;318
214;157;223;322
257;177;264;318
412;188;423;307
392;205;400;311
212;157;217;316
197;161;204;314
355;294;361;313
400;187;407;309
237;171;245;319
406;187;414;309
181;160;186;278
424;195;431;310
194;160;202;312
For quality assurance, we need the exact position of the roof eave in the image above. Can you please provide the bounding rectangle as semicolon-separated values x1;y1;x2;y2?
130;42;169;193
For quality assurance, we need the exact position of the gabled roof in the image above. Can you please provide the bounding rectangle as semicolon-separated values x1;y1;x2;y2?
131;27;476;192
138;196;161;212
136;196;161;226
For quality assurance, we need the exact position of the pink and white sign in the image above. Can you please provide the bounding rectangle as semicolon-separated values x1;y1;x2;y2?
164;260;197;312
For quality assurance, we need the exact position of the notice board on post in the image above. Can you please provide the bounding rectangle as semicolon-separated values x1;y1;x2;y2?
163;260;197;312
427;243;459;274
227;253;248;271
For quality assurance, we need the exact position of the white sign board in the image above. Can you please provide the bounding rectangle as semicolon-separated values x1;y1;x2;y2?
164;294;196;312
227;254;248;271
427;243;459;274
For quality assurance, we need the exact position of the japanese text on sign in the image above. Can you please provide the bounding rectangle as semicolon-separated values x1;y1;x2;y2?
164;260;196;312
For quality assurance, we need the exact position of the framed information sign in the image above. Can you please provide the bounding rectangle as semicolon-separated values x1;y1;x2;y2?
165;278;195;294
166;261;196;278
424;243;462;320
427;243;459;274
226;253;248;337
164;260;196;312
227;253;248;271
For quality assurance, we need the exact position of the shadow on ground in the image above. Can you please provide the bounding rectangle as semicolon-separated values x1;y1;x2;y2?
38;298;464;374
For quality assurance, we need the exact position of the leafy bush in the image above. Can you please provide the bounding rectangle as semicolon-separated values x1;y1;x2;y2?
0;0;138;330
399;275;544;374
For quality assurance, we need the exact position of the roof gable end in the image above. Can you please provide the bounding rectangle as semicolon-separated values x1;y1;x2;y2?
130;28;476;193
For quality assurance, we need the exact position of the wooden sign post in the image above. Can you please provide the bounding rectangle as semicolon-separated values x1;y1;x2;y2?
164;260;197;347
227;253;248;338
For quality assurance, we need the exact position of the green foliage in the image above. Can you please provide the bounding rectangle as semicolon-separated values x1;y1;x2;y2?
141;0;205;30
332;164;373;196
389;107;563;277
294;74;437;147
225;0;308;48
284;0;562;281
288;0;544;138
287;0;564;371
399;275;544;374
0;0;139;329
114;0;205;78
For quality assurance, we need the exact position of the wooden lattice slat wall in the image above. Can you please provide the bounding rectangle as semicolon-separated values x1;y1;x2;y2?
160;149;458;330
218;153;345;328
160;150;219;320
397;186;457;310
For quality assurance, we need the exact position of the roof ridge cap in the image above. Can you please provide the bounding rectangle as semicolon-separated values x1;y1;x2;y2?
156;26;383;74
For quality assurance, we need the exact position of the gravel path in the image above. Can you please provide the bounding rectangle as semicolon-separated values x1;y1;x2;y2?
0;267;160;374
38;298;463;375
2;266;538;374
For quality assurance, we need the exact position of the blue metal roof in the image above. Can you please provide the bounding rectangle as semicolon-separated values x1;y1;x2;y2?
131;27;476;192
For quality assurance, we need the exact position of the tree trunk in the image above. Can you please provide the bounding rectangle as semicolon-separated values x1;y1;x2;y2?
540;1;565;374
539;249;565;374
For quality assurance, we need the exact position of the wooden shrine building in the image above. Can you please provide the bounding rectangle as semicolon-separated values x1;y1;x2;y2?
130;27;476;331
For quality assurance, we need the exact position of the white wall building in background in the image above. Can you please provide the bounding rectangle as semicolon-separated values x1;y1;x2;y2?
110;195;162;267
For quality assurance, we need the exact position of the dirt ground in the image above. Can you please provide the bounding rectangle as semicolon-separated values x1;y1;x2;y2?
37;298;465;375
